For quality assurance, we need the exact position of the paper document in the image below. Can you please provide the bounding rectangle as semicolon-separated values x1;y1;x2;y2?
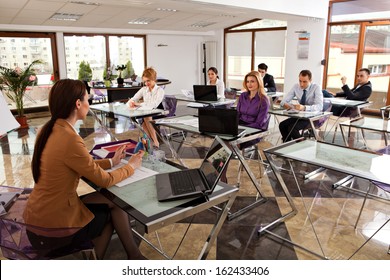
107;160;158;187
186;102;206;108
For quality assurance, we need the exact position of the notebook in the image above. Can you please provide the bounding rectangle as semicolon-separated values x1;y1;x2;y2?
156;136;232;202
193;85;218;101
198;107;244;136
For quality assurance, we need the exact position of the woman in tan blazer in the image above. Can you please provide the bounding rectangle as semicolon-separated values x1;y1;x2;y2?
24;79;145;259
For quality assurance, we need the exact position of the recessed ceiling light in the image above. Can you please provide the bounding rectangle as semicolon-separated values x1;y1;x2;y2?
189;21;216;28
70;1;101;6
156;8;177;12
128;17;159;25
50;13;83;21
219;14;236;18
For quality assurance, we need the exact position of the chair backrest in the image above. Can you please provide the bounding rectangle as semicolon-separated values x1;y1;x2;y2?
0;190;95;260
93;88;105;97
314;100;332;128
162;95;177;117
224;89;237;100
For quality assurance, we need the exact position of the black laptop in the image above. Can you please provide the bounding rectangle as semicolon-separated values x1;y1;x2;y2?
156;136;232;202
193;85;218;101
198;107;244;136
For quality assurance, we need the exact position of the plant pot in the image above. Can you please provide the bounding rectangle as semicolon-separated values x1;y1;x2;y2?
104;80;111;87
117;77;124;87
15;115;29;129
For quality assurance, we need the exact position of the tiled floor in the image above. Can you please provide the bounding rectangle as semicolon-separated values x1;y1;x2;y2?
1;103;389;260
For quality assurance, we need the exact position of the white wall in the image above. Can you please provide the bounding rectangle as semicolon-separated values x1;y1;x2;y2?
284;18;327;91
147;34;222;95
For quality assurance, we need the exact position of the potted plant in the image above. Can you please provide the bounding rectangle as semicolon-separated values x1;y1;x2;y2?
0;59;42;128
103;64;116;87
115;64;127;86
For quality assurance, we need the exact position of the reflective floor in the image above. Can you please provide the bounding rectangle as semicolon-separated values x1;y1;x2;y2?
1;103;389;260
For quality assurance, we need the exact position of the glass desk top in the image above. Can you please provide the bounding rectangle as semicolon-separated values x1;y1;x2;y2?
323;98;368;107
89;159;237;233
155;114;263;141
90;102;164;118
265;139;390;185
268;108;331;119
340;117;390;133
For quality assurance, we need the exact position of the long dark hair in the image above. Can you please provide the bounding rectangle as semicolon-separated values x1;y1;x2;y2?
32;79;86;183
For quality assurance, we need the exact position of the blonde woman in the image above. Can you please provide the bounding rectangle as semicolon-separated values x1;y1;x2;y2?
237;70;270;132
127;67;165;148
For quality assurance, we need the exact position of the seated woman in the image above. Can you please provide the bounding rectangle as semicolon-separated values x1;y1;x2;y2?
207;67;225;99
126;67;165;149
220;71;269;183
23;79;146;260
236;70;270;149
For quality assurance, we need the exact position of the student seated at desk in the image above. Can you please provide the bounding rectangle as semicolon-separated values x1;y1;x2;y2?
279;70;323;142
207;67;225;99
326;68;372;116
237;70;270;136
126;67;165;148
220;71;270;183
24;79;146;260
258;63;276;93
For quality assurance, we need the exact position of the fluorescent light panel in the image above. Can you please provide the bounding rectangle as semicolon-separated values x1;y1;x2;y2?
157;8;177;12
189;21;216;28
49;13;83;21
128;17;159;25
70;1;101;6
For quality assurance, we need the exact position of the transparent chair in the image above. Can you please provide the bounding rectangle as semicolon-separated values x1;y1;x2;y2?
0;186;96;260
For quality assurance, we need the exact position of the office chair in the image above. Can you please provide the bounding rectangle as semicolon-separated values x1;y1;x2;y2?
301;99;332;139
92;88;107;103
236;114;271;185
224;89;237;100
0;187;96;260
157;95;186;141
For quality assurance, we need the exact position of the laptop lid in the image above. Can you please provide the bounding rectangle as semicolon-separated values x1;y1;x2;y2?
198;136;232;192
156;136;232;201
193;85;218;101
198;107;239;136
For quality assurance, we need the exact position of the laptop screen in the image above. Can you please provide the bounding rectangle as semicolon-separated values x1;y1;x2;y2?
198;107;239;135
193;85;217;101
199;138;231;189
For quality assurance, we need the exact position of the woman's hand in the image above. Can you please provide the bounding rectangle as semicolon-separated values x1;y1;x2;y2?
111;145;127;166
128;150;144;170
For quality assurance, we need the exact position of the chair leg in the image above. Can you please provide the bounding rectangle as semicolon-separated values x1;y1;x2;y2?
81;248;97;260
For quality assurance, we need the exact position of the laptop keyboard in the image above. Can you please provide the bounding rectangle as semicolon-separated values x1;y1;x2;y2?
170;170;202;195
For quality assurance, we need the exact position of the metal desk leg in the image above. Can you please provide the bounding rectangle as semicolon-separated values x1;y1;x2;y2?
259;154;327;259
151;121;188;167
227;133;270;220
198;191;238;260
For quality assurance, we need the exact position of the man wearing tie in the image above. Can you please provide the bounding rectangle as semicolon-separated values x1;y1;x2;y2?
279;70;323;142
327;68;372;116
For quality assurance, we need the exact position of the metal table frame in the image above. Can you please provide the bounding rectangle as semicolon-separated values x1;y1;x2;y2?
152;115;270;220
262;139;390;259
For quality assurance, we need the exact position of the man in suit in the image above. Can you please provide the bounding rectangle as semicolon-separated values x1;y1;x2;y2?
327;68;372;116
279;70;323;142
258;63;276;92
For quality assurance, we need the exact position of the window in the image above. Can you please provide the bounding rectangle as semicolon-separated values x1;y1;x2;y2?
224;19;287;90
64;34;146;82
368;64;389;75
0;32;57;85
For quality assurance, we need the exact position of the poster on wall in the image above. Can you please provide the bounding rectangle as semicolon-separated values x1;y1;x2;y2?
297;32;310;59
0;90;20;136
